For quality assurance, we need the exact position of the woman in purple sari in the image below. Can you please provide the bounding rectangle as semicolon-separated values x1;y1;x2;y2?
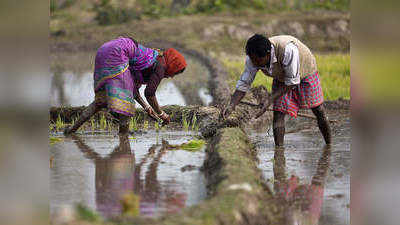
64;37;187;135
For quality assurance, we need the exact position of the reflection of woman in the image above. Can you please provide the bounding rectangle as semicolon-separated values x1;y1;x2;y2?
72;134;135;218
71;135;186;218
65;37;187;135
273;146;331;225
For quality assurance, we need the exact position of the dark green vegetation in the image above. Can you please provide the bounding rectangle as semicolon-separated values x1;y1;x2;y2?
51;0;349;25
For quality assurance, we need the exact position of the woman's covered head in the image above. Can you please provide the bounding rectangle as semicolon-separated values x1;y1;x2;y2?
164;48;187;77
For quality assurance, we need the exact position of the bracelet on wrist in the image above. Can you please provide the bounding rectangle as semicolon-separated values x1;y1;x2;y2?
159;111;166;117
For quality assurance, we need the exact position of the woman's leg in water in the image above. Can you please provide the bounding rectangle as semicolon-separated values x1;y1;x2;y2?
118;114;130;135
64;101;103;135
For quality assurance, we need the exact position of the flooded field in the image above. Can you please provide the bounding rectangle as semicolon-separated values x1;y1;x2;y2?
50;52;212;107
251;110;350;225
50;131;207;221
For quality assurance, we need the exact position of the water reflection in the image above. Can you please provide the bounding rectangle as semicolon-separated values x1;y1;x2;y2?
70;134;188;218
273;146;331;225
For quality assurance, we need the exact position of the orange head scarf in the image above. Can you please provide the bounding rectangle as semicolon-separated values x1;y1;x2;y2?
163;48;187;77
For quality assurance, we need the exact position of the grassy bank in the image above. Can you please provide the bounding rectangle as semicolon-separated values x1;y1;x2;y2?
222;53;350;100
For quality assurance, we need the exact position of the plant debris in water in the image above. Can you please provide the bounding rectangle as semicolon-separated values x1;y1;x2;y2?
162;139;205;152
50;137;63;145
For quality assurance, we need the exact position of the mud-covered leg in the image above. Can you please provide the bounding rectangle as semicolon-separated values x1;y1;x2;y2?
118;114;130;135
64;101;102;135
311;104;332;145
118;132;132;153
273;111;286;147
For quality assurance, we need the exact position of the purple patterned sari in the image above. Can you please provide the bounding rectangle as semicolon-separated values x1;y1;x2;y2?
93;37;158;116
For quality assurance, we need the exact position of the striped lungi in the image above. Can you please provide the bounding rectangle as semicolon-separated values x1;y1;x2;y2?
272;72;324;117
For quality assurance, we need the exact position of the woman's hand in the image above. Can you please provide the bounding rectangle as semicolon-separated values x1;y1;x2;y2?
145;106;159;121
159;111;170;125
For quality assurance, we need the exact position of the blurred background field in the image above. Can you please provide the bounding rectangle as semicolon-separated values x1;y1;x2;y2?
50;0;350;101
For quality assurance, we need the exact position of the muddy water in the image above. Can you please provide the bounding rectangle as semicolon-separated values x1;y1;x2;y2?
251;111;350;225
50;131;206;220
50;52;212;107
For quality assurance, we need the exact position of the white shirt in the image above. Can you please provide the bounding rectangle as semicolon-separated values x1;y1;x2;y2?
236;43;300;92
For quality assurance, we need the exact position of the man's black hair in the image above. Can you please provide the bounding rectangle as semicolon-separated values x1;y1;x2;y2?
245;34;271;57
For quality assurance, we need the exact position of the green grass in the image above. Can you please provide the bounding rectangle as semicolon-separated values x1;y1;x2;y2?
222;53;350;100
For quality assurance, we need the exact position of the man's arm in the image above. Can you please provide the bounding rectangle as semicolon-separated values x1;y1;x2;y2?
222;56;258;118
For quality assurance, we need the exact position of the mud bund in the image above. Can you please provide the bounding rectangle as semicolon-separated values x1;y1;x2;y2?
113;128;284;225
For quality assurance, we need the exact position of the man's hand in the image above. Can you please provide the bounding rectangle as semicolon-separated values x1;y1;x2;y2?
145;106;159;121
255;97;272;119
159;111;171;125
221;104;235;120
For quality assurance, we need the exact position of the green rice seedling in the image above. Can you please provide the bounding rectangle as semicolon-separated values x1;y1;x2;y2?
191;113;197;131
154;121;160;132
182;112;189;131
129;116;139;131
55;115;64;131
90;118;95;131
143;120;149;130
100;114;107;130
107;120;112;132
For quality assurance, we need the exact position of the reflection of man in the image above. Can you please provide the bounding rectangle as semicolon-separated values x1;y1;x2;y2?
72;135;187;218
273;146;331;225
223;34;331;146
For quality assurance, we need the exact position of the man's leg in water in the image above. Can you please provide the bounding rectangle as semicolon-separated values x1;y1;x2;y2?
311;104;332;145
64;101;103;135
273;111;286;147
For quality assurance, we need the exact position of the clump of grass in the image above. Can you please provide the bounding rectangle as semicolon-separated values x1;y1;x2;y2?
222;53;350;100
